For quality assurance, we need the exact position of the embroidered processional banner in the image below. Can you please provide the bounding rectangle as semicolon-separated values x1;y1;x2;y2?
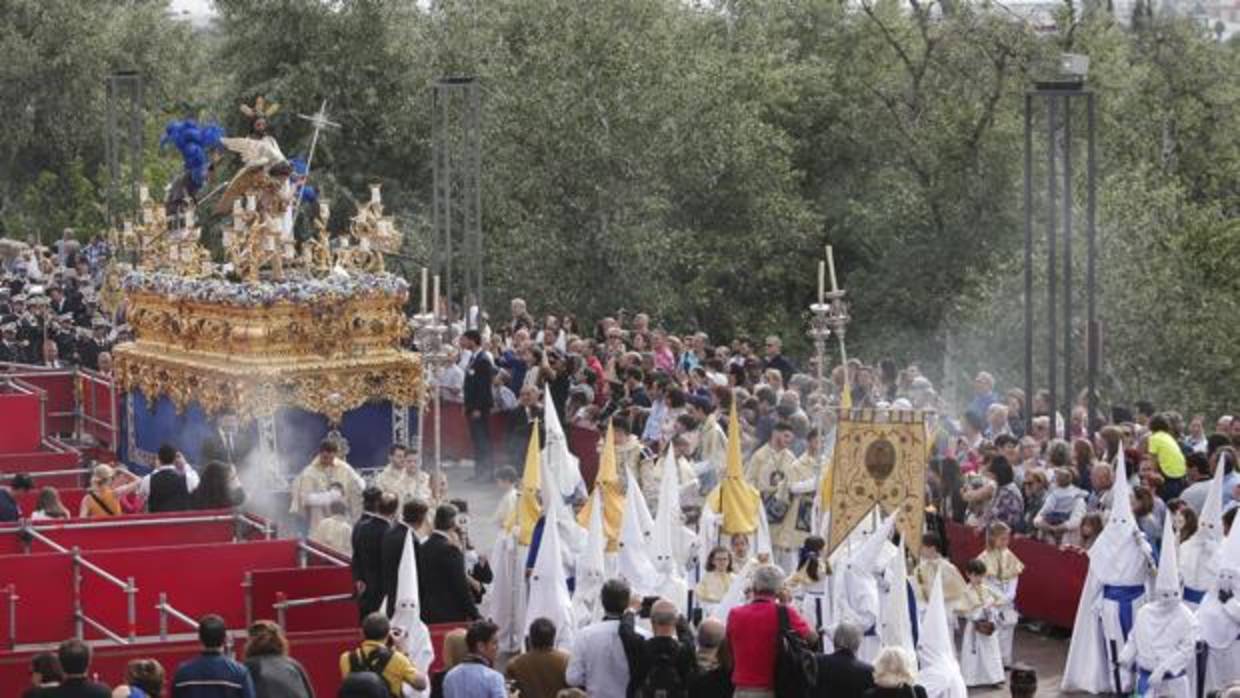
826;408;930;557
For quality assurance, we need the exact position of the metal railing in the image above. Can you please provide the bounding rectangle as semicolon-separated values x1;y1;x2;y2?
298;539;348;568
71;546;137;642
0;376;47;444
76;368;119;450
4;584;17;650
156;593;200;641
272;590;355;629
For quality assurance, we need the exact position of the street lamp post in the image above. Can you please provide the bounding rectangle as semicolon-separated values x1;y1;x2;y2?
1024;56;1099;436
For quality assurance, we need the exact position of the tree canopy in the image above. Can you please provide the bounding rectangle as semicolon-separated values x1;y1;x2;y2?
1;0;1237;410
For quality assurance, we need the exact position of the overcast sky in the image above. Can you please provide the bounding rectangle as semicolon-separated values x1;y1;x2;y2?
169;0;214;19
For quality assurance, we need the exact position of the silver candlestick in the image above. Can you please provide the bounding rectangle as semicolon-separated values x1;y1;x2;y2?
412;311;454;486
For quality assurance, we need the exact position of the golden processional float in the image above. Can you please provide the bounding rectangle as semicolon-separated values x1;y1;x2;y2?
108;98;423;475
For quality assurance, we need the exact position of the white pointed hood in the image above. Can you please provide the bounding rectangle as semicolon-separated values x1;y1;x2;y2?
1217;494;1240;582
1088;449;1152;585
917;570;967;698
525;477;576;651
573;487;608;628
543;384;585;502
848;511;897;576
618;471;659;594
652;447;684;575
879;539;917;659
390;528;434;676
1154;511;1181;602
1184;452;1228;596
1199;490;1240;648
630;469;656;543
1200;451;1228;541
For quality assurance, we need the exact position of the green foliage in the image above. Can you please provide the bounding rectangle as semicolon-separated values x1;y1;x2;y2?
1;0;1238;411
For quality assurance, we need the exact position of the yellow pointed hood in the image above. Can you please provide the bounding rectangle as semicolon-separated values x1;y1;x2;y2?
706;398;760;535
578;420;625;551
515;423;542;545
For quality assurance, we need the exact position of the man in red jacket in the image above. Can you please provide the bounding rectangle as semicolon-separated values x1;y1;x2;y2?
726;564;815;697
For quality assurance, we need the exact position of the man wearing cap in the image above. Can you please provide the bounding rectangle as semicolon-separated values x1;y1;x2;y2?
75;318;111;371
0;323;26;363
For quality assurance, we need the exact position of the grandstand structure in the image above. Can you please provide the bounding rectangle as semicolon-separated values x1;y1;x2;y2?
0;363;460;695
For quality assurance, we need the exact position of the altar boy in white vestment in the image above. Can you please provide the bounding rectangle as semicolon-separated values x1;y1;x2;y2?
1118;514;1197;698
959;558;1006;687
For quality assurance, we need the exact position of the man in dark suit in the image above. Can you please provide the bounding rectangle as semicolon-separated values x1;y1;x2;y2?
816;622;875;698
418;503;481;624
351;488;392;620
380;497;429;617
199;410;256;468
461;329;496;482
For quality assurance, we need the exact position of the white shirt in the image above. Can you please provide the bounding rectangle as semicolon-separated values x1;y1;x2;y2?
566;618;648;698
137;464;201;499
439;365;465;402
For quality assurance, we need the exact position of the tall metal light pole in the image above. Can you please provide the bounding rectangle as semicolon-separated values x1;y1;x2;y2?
1024;55;1100;436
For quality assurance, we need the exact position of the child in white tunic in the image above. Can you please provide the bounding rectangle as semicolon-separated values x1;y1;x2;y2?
960;558;1006;687
787;536;832;635
976;521;1024;667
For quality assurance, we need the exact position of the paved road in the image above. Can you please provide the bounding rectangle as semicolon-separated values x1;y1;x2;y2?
442;462;1075;696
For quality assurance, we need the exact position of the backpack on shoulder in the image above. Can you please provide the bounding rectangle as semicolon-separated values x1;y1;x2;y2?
774;604;817;698
636;644;687;698
338;646;394;698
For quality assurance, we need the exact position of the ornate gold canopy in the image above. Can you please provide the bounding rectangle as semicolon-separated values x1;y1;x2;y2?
112;272;423;423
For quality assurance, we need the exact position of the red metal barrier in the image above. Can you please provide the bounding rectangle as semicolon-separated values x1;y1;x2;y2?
250;566;355;632
26;512;244;554
0;553;76;644
77;370;119;452
0;385;42;452
944;521;1086;629
421;403;511;461
6;369;77;436
81;539;301;640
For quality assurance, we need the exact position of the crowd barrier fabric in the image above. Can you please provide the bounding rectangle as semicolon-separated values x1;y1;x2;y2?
0;552;76;644
5;369;77;436
250;565;356;632
81;539;301;640
0;388;42;452
944;521;1086;629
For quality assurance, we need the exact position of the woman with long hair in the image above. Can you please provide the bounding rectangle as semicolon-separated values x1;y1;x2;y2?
31;486;69;520
243;620;314;698
788;536;832;633
190;461;246;510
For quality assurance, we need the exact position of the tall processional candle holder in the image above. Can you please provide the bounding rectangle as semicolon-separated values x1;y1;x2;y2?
412;310;454;489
